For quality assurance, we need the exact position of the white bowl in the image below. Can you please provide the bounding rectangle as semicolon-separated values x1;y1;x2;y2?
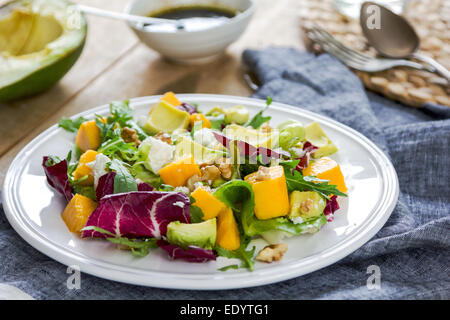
125;0;255;64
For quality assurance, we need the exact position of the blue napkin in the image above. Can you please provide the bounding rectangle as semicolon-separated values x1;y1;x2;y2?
0;48;448;299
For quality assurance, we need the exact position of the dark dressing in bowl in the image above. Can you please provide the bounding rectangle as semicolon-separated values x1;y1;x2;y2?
144;5;238;32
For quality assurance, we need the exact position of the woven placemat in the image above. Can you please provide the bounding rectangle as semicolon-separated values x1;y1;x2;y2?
299;0;450;108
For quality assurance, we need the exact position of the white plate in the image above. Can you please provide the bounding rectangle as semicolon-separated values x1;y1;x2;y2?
2;95;398;290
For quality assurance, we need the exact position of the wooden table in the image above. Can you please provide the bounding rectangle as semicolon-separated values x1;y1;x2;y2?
0;0;304;186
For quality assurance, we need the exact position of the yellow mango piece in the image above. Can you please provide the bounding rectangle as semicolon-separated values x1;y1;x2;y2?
161;91;182;107
191;187;227;221
62;194;98;233
216;207;240;251
75;120;101;152
245;166;290;220
190;113;211;129
303;157;347;193
158;155;201;187
73;150;98;186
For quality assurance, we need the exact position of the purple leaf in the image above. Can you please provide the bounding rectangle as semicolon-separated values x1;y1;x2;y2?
96;172;116;201
157;240;217;263
212;131;290;163
324;195;340;222
137;180;154;191
42;156;72;202
177;103;197;115
295;141;318;171
81;191;190;239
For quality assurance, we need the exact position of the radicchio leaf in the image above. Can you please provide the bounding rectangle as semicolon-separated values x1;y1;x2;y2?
212;131;290;164
42;156;72;202
177;103;197;115
324;195;340;222
157;240;217;263
295;141;318;171
137;180;154;191
82;191;190;239
96;172;116;200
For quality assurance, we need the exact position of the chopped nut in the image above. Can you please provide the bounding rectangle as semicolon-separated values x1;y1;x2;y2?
254;166;272;181
186;174;201;192
256;243;288;263
217;158;232;180
200;165;221;183
121;127;140;146
299;198;314;213
153;132;172;144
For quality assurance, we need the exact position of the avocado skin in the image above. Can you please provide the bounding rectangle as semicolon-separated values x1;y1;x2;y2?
0;38;86;103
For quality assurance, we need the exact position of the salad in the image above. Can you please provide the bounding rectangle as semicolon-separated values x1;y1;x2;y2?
43;92;347;271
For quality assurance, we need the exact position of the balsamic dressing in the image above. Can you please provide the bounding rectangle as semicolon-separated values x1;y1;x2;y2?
145;5;238;32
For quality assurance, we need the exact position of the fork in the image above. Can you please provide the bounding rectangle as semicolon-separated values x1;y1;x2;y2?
305;26;434;73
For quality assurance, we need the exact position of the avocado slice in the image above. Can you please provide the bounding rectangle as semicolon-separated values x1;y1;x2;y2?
174;136;225;165
142;101;190;134
166;219;217;250
0;0;87;102
305;122;338;158
222;124;279;149
288;191;326;222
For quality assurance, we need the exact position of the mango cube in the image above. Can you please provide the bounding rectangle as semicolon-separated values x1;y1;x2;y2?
161;91;182;107
216;207;240;251
73;150;98;186
158;155;201;187
75;120;101;152
244;166;290;220
302;157;347;193
62;194;98;233
191;187;227;221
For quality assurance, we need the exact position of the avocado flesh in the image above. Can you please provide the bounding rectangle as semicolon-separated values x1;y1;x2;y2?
288;191;326;222
305;122;338;158
0;0;87;102
222;124;279;149
175;136;225;165
166;219;217;250
143;101;190;134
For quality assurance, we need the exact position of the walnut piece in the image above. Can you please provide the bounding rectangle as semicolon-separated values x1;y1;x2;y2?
186;174;202;192
256;243;288;263
217;158;232;180
200;165;221;183
254;166;272;181
153;132;172;144
121;127;140;146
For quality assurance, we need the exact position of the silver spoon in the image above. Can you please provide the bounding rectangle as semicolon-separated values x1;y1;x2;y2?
76;4;185;30
360;1;450;82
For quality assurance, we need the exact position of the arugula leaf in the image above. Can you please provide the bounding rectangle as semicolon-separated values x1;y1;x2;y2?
110;100;133;127
189;195;204;223
131;163;163;189
108;159;138;194
245;97;272;129
215;237;256;271
72;184;96;201
208;114;226;131
280;160;347;199
81;226;158;257
98;135;137;162
58;116;88;133
218;264;239;272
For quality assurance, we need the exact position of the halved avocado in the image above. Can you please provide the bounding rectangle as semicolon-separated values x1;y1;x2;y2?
0;0;87;102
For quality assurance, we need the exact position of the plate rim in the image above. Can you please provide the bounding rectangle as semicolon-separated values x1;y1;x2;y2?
2;94;399;290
